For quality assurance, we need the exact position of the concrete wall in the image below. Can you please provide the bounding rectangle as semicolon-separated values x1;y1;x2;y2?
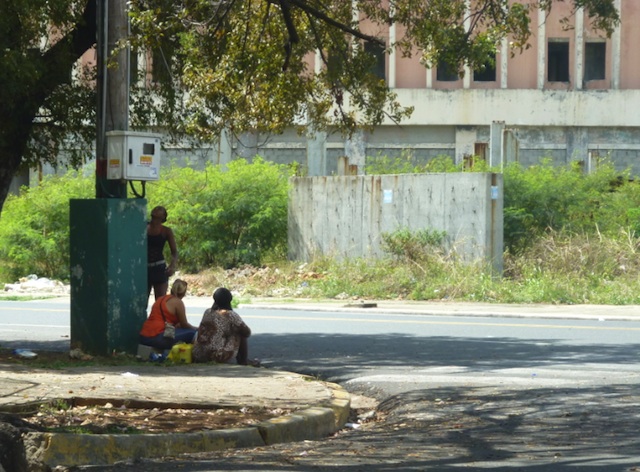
288;173;503;273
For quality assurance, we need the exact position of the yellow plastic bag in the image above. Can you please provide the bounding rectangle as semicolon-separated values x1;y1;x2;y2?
167;342;193;364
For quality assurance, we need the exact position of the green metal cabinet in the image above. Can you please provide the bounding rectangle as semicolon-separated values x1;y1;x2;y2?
69;198;147;355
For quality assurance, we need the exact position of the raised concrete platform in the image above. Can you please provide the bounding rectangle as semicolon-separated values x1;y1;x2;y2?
0;363;350;468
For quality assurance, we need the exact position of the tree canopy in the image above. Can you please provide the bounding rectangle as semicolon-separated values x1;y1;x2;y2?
0;0;620;214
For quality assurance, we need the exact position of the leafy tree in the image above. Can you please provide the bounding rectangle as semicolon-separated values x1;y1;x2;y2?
0;0;620;216
0;1;97;215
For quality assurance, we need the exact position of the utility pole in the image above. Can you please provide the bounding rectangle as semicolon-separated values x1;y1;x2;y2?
96;0;128;198
68;0;147;356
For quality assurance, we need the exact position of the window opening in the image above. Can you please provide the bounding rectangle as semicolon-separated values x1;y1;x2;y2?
548;40;569;82
584;41;606;81
437;59;459;82
364;41;386;80
473;54;496;82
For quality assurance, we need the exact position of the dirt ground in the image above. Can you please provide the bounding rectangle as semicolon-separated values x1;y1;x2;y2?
21;403;288;434
0;348;290;434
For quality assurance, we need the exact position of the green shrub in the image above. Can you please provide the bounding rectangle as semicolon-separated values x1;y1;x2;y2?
146;158;293;270
381;227;446;262
0;158;292;281
0;171;93;282
502;159;624;253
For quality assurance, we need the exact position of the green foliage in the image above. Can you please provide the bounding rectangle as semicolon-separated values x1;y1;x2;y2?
0;1;96;188
0;172;93;282
290;226;640;305
0;159;291;281
127;0;618;142
146;158;293;270
502;159;625;253
365;153;460;174
7;152;640;306
364;153;495;175
381;227;447;262
0;0;619;218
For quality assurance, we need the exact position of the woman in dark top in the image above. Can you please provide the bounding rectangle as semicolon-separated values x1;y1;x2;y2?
147;206;178;300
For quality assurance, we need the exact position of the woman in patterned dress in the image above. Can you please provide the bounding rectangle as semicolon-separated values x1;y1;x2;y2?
192;287;257;365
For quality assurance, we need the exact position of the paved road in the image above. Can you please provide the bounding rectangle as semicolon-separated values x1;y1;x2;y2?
2;298;640;470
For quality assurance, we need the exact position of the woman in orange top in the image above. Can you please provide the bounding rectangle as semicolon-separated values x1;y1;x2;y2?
140;279;197;350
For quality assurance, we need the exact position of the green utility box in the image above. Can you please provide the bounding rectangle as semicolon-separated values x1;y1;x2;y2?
69;198;147;356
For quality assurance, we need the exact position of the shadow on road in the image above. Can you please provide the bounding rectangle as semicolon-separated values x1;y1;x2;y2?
81;382;640;471
251;332;640;380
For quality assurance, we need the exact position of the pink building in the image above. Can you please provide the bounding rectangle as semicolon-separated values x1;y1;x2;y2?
18;1;639;185
213;0;640;176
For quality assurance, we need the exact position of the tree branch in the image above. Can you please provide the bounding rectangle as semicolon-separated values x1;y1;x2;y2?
284;0;384;46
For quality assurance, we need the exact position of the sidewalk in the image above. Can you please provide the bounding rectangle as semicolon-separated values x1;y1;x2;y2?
0;361;350;469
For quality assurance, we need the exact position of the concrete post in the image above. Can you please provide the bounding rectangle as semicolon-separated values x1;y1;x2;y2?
566;127;589;164
344;130;366;175
489;121;505;168
307;130;327;176
217;128;234;167
455;127;476;165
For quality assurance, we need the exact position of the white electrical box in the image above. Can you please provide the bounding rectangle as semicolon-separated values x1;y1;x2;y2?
106;131;161;181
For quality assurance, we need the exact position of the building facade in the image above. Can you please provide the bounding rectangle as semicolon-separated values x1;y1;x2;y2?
25;1;640;186
193;0;640;177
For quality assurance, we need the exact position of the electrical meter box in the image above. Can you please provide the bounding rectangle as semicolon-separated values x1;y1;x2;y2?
106;131;161;181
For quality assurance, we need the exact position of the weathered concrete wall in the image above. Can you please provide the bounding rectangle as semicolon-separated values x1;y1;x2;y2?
391;89;640;127
288;173;503;274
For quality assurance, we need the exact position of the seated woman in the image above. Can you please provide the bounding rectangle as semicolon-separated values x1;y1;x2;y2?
192;287;257;365
140;279;198;350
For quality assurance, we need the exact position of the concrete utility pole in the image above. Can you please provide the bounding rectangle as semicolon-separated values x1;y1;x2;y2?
97;0;128;198
69;0;148;356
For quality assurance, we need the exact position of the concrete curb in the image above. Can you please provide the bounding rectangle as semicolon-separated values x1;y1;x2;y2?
22;382;351;468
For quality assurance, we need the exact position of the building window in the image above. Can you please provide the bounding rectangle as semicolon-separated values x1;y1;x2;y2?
473;53;496;82
437;59;459;82
548;40;569;82
326;46;346;82
130;48;138;85
152;48;172;83
364;40;386;80
584;41;606;81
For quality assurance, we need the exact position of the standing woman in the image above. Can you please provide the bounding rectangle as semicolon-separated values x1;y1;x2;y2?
147;205;178;300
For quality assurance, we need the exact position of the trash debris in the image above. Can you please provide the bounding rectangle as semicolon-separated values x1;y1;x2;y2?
13;349;37;359
69;348;94;361
149;352;165;362
121;372;140;378
344;301;377;308
3;275;69;294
